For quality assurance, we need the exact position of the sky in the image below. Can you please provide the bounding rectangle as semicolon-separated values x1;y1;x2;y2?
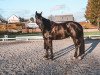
0;0;88;22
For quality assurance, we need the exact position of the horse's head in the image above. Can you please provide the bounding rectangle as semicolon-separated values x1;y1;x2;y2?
35;11;43;29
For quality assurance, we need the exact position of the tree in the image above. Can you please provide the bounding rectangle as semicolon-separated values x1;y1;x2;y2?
0;14;7;24
85;0;100;30
19;17;26;22
30;17;34;22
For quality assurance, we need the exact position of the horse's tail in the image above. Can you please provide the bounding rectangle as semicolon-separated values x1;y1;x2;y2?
79;36;85;55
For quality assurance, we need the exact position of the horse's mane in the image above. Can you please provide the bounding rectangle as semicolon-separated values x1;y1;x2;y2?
42;17;52;31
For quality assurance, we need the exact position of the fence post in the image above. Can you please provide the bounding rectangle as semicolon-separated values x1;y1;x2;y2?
4;35;8;41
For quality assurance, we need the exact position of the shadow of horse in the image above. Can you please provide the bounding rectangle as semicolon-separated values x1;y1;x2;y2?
53;39;100;60
83;39;100;57
53;45;75;60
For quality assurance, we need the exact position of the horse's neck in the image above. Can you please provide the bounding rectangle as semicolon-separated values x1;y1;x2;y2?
42;17;50;24
42;17;51;32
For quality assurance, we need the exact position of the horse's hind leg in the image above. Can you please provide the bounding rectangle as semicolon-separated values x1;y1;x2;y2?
72;38;79;58
72;37;85;59
78;37;85;59
73;37;85;60
74;45;79;58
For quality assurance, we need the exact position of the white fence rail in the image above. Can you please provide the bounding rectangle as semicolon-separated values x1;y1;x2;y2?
0;35;100;41
16;36;43;41
0;36;43;41
84;35;100;39
0;38;16;41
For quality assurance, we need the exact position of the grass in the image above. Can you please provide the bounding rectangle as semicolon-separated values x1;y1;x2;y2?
0;31;100;38
84;31;100;35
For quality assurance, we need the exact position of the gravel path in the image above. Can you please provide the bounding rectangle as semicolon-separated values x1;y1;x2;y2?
0;39;100;75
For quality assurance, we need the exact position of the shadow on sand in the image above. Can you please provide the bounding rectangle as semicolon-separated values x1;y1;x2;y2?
53;44;75;59
53;39;100;60
83;39;100;57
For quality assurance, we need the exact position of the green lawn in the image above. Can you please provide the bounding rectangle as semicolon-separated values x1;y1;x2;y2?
84;31;100;35
0;31;100;38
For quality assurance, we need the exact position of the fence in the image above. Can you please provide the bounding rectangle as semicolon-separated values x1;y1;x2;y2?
84;35;100;39
0;35;100;41
0;36;43;41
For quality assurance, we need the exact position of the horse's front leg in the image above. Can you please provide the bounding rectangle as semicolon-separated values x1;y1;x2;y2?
44;38;49;59
45;38;54;60
49;39;53;60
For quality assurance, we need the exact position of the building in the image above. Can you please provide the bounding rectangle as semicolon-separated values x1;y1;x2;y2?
8;15;20;23
48;15;74;23
0;19;2;23
22;22;41;33
0;18;7;24
25;23;39;28
22;28;41;33
0;24;6;32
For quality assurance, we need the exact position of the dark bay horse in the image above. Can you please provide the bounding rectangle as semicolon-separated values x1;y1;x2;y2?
35;11;85;60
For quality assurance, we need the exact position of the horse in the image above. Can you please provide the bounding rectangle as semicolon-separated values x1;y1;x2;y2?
35;11;85;60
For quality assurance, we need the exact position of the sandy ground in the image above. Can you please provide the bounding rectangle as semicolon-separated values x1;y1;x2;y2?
0;38;100;75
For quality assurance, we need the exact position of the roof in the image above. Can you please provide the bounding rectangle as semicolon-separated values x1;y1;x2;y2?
8;14;19;20
55;15;73;17
79;22;98;29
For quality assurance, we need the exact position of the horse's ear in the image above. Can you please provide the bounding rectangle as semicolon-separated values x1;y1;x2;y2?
40;12;42;15
35;11;37;14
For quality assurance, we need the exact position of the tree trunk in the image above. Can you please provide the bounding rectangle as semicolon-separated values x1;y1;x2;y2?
97;17;100;31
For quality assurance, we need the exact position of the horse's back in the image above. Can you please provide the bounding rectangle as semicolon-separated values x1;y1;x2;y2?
52;21;82;29
65;21;83;31
51;21;83;40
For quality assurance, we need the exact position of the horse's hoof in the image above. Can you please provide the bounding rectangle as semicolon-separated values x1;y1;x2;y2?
45;58;49;60
43;56;49;60
49;56;54;60
78;56;82;60
50;58;53;60
43;55;48;58
72;57;77;60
